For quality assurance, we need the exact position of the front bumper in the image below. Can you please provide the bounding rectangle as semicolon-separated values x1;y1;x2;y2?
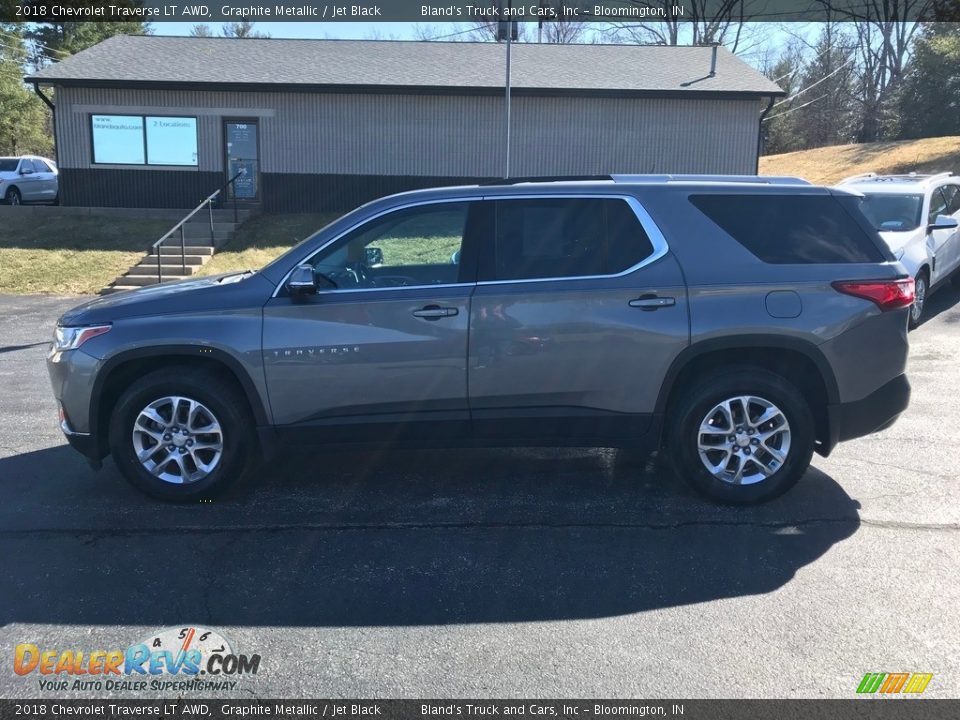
48;347;103;464
60;416;102;468
823;374;911;454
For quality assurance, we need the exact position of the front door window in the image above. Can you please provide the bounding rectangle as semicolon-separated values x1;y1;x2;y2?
307;202;470;289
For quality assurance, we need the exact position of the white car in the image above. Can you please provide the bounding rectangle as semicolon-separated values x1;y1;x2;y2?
0;155;59;206
837;172;960;327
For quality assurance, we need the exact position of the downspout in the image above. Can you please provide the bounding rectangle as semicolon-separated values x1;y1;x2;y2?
32;82;58;168
756;95;775;174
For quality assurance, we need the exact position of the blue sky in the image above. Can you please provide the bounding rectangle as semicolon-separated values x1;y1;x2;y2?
150;21;811;71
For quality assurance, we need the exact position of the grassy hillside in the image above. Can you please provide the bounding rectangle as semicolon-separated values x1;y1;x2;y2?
0;213;169;295
760;136;960;185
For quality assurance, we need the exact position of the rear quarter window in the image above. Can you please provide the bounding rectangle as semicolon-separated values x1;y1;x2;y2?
689;194;886;264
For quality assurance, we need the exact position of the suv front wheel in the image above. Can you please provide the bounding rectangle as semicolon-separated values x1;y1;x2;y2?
667;368;815;504
108;368;257;501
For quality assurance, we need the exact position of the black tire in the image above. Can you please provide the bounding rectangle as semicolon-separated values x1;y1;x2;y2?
5;187;21;206
108;367;258;502
666;368;815;505
908;269;929;330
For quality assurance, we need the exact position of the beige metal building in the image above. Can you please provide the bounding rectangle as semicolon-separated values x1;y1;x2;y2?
27;35;783;211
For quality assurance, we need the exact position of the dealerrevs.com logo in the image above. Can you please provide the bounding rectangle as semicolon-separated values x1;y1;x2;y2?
14;626;261;693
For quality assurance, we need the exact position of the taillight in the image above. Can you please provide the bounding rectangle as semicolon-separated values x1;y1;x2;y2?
832;278;915;311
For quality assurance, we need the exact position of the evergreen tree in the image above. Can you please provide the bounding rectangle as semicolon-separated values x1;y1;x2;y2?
898;23;960;139
0;26;53;156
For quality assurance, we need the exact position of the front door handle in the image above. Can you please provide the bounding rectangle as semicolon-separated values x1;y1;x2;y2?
629;295;676;310
412;305;459;320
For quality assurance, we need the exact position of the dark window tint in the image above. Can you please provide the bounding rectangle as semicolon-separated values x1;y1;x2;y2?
0;159;17;172
491;198;654;281
690;194;885;264
29;160;45;173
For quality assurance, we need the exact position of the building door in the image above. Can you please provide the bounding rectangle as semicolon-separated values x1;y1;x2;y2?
224;120;259;201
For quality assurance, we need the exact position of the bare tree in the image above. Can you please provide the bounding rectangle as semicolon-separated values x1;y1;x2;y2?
603;0;760;52
189;24;214;38
815;0;931;141
221;22;270;39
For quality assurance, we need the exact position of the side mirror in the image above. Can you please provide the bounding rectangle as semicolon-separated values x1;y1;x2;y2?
929;214;959;232
19;167;33;175
286;264;317;296
364;247;384;266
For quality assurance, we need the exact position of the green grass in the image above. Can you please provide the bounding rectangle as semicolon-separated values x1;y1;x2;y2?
0;209;461;295
196;213;335;277
0;214;169;295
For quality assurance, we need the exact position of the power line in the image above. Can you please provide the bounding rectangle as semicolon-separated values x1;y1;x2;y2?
772;55;856;108
763;93;830;122
0;29;65;57
425;25;481;41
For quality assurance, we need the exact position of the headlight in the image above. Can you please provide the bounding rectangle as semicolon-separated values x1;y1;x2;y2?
53;324;111;351
894;248;905;261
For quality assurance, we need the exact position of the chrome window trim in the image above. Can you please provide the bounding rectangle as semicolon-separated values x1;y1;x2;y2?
476;193;669;286
271;193;670;298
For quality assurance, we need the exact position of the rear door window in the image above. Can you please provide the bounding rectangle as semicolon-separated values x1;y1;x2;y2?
483;197;654;281
689;194;886;264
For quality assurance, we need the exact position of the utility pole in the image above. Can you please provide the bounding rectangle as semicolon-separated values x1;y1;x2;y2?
498;1;517;178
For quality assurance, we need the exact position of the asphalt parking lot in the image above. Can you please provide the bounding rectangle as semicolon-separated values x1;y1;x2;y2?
1;290;958;699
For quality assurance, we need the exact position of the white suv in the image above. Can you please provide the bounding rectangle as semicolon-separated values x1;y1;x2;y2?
837;172;960;327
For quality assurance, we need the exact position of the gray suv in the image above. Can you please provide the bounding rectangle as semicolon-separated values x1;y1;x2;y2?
48;176;913;504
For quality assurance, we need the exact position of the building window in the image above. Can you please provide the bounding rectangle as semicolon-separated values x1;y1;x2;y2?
90;114;198;166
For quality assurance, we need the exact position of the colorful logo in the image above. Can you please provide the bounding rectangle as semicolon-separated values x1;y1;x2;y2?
14;626;260;692
857;673;933;694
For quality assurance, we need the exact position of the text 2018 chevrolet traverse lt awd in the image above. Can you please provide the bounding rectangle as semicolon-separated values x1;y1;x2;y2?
48;176;913;503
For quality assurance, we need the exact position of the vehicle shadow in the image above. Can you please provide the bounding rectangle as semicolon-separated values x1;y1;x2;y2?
918;279;960;326
0;444;860;627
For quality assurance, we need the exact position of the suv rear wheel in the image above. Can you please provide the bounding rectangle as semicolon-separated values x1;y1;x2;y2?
667;368;815;504
108;368;257;501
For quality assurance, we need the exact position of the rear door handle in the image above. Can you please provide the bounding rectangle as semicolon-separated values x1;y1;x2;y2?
629;296;676;310
412;305;459;320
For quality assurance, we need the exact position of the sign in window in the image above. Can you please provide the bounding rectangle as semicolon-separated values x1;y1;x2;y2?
90;114;198;166
91;115;145;165
146;117;198;166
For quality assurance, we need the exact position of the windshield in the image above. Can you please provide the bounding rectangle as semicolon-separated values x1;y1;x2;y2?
857;193;924;232
0;159;18;172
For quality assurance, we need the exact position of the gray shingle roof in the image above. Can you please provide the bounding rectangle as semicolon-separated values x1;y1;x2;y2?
27;34;783;96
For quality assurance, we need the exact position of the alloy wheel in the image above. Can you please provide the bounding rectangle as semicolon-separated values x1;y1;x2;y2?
131;396;224;484
696;395;792;485
912;275;926;324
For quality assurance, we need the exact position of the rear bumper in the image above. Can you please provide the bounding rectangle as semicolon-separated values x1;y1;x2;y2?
822;374;910;455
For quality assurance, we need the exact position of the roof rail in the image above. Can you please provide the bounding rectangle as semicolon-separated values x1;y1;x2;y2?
927;171;955;182
838;172;878;185
480;175;614;185
481;174;811;186
612;174;811;185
